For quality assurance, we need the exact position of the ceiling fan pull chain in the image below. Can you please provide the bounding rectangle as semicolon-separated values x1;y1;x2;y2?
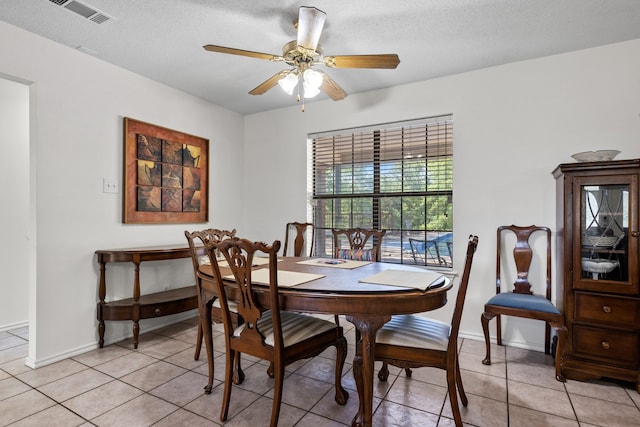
297;78;304;111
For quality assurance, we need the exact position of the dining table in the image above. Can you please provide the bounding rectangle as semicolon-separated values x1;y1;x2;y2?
198;256;452;427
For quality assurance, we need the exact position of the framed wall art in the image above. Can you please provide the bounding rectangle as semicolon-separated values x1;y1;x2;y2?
123;117;209;224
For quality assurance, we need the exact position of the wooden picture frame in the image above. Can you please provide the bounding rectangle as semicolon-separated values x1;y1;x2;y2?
123;117;209;224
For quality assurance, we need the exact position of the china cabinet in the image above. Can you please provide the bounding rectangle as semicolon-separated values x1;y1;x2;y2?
554;159;639;392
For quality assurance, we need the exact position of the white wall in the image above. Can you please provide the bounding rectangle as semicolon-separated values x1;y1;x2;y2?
0;78;30;330
244;38;640;350
0;21;245;366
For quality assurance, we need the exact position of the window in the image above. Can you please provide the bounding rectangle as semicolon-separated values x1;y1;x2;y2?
309;115;453;266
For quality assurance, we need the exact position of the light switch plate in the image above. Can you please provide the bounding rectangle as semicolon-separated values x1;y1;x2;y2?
103;178;119;193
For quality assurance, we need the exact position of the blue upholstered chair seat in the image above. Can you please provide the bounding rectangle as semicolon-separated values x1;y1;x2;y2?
487;293;560;314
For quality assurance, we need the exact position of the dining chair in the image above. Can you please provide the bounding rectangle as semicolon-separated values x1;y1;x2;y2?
205;236;349;426
282;221;315;256
375;235;479;427
332;227;386;262
480;225;566;381
184;228;239;362
332;227;386;326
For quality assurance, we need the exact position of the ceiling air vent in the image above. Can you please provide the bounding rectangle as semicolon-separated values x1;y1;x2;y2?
48;0;115;24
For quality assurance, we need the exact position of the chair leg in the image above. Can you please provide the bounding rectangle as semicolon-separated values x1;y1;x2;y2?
334;314;340;325
481;311;495;365
232;353;245;385
334;336;349;405
455;354;468;407
496;314;502;346
553;324;567;382
219;349;234;422
447;359;463;427
200;302;214;393
270;361;285;427
544;322;551;355
377;362;390;382
193;316;203;361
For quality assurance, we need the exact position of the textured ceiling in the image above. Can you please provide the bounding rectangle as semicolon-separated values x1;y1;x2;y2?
2;0;640;115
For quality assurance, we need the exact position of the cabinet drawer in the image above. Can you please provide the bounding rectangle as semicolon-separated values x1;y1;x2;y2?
574;292;640;327
573;325;638;366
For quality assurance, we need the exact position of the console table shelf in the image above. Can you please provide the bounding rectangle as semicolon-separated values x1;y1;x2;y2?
96;244;198;349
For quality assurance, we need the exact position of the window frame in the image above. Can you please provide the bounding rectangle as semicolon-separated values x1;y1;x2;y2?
308;115;453;267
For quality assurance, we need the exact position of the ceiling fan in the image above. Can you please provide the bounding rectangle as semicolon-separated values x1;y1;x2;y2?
203;6;400;108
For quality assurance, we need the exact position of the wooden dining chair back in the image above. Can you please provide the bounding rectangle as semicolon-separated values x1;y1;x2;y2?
332;227;386;262
331;227;386;325
205;237;349;426
282;221;315;256
480;225;566;381
375;235;479;427
184;228;237;363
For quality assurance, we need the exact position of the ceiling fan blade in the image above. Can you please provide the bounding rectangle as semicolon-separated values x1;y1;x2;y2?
203;44;281;61
297;6;326;51
318;71;347;101
324;54;400;69
249;70;290;95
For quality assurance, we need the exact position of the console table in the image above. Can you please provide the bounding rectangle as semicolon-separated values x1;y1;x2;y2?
96;244;198;349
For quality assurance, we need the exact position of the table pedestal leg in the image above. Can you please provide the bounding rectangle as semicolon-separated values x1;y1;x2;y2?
346;314;390;427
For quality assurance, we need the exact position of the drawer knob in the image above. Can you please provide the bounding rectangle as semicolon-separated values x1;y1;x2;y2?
602;305;612;314
155;308;161;315
601;341;610;350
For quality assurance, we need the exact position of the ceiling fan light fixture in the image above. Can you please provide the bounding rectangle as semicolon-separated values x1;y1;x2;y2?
278;71;299;95
303;81;321;98
203;5;398;108
297;6;326;51
303;68;323;89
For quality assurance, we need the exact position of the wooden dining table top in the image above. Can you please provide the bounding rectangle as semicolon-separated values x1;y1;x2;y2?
197;256;452;316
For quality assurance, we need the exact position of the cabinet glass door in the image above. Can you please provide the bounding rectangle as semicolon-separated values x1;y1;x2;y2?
576;175;637;293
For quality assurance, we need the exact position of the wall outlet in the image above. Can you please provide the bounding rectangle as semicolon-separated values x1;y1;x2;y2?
103;178;119;193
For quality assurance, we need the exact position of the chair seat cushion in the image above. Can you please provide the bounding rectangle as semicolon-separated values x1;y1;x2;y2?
487;293;560;314
234;311;336;347
337;248;373;261
212;298;238;312
376;314;450;351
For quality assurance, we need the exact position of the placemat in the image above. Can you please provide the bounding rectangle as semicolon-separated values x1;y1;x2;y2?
224;268;325;288
359;269;445;290
296;258;371;269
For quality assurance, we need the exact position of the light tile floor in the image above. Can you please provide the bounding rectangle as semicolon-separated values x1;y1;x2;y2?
1;318;639;426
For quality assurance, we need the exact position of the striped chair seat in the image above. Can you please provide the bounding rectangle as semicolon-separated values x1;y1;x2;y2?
234;310;336;347
376;314;451;351
212;298;238;312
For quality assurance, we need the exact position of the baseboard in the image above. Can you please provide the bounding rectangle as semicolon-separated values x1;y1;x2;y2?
26;311;198;369
458;330;545;353
25;341;97;369
0;320;28;333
